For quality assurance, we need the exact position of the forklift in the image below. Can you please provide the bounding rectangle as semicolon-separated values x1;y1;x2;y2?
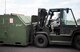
30;8;80;49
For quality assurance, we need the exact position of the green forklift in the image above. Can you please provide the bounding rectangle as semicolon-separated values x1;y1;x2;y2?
31;8;80;49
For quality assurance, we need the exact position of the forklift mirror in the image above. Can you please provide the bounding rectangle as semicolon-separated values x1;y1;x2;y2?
66;9;69;13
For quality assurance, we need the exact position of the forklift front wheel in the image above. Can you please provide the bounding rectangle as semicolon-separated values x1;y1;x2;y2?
34;34;48;48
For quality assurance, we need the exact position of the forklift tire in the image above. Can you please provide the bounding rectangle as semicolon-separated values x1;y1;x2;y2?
34;34;48;48
74;35;80;49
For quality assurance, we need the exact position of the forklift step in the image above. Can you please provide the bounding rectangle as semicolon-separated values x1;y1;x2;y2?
50;41;71;45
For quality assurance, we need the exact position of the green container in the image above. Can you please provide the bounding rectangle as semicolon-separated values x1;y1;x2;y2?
0;14;31;46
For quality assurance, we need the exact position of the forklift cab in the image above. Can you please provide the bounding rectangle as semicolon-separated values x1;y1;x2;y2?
46;8;77;35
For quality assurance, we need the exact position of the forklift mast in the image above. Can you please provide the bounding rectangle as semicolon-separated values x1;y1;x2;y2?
38;8;47;28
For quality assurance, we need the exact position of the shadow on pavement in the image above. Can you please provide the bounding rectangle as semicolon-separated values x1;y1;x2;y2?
0;44;78;50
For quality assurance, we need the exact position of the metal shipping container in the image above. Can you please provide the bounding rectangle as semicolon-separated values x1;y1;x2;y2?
0;14;31;46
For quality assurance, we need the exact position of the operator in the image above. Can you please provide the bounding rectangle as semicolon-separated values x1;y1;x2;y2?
54;13;60;35
51;13;60;34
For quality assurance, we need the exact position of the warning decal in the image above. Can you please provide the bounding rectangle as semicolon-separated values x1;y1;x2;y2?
10;18;13;23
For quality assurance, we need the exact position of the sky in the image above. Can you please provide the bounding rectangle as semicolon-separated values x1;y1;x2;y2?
0;0;80;19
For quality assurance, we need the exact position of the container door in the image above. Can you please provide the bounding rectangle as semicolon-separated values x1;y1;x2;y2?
8;16;15;44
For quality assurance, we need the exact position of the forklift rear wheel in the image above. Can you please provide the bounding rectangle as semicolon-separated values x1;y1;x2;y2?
34;34;48;48
74;35;80;49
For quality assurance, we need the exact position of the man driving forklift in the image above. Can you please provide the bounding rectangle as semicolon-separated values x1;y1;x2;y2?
50;13;60;35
